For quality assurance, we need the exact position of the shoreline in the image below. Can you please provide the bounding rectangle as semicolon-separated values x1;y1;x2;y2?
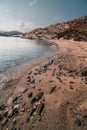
0;39;87;130
0;40;57;89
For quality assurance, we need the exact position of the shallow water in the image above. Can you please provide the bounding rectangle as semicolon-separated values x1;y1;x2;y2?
0;36;50;73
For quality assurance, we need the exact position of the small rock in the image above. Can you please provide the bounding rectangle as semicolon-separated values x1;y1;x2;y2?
70;86;73;89
50;86;56;93
0;104;6;110
28;71;32;75
83;115;87;118
52;69;56;76
30;79;35;84
17;94;22;98
22;88;28;93
26;117;30;123
20;108;25;112
8;109;13;118
70;81;75;84
13;107;19;115
56;77;62;82
1;118;8;126
13;118;16;124
12;97;18;103
31;97;37;104
0;113;3;120
35;92;44;101
49;80;54;83
37;103;44;115
29;107;35;117
75;119;82;126
3;108;9;117
31;92;44;104
82;69;87;76
28;92;33;98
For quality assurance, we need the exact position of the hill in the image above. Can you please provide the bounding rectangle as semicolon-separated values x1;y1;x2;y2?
0;31;23;37
22;16;87;41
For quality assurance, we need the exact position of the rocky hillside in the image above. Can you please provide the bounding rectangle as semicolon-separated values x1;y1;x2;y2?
22;16;87;41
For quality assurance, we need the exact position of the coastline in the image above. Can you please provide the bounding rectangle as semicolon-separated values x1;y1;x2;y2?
0;39;87;130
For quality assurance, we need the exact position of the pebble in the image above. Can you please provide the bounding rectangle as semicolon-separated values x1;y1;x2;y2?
3;108;9;117
31;92;44;104
50;86;56;93
75;119;82;126
29;107;35;117
36;103;45;115
28;71;32;75
12;97;18;103
83;115;87;118
30;79;35;83
1;118;8;126
26;117;30;123
0;104;6;110
22;88;28;93
20;108;25;112
28;92;33;98
8;109;13;118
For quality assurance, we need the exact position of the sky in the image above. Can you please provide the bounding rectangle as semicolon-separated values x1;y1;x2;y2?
0;0;87;32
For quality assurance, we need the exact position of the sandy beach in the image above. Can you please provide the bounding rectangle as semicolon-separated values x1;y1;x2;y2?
0;39;87;130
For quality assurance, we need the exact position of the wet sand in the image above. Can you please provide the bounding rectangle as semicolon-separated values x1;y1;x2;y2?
0;39;87;130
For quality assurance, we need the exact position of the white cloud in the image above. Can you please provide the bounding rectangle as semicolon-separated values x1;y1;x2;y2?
29;0;37;6
54;16;61;20
0;21;39;32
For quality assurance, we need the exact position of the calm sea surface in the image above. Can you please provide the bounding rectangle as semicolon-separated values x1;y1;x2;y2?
0;36;50;73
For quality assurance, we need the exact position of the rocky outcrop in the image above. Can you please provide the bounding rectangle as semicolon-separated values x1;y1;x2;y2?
22;16;87;41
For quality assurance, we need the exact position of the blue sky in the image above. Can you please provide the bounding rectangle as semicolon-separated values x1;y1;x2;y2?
0;0;87;32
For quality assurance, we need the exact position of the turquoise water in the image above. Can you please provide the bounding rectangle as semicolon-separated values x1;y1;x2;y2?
0;36;50;73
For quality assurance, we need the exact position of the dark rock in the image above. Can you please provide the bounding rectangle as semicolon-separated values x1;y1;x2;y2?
22;88;28;93
48;59;53;65
43;64;47;68
82;69;87;76
35;92;44;101
50;86;56;93
0;104;6;111
37;103;44;115
8;109;13;118
39;80;41;83
26;117;30;123
31;98;37;104
27;76;30;79
29;107;35;117
13;118;16;125
11;128;17;130
75;119;82;126
31;92;44;104
1;118;8;126
28;92;33;98
17;94;22;98
3;109;9;117
84;77;87;84
12;97;18;103
70;81;75;84
70;86;73;89
28;71;32;75
13;108;19;115
30;79;35;83
52;69;56;76
49;80;54;83
0;113;3;121
56;77;63;82
83;115;87;118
